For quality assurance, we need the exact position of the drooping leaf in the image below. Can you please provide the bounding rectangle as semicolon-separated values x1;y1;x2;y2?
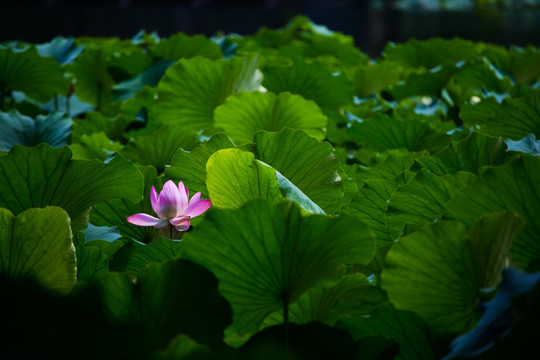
0;110;72;151
206;148;283;209
36;36;84;65
444;156;540;269
415;132;508;175
155;55;262;131
505;133;540;156
165;133;237;197
181;200;375;336
214;91;327;145
252;129;345;214
0;45;69;102
99;258;232;350
0;206;76;294
121;125;199;172
338;303;437;360
112;60;174;101
0;144;143;229
382;211;524;337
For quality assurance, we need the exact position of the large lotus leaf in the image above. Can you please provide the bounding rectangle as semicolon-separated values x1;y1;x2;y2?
0;45;69;102
383;38;478;69
262;59;354;111
154;55;262;130
459;96;499;127
181;200;375;336
36;36;84;65
67;47;117;114
483;44;540;85
214;91;327;145
384;64;458;100
343;179;397;243
165;133;236;197
445;156;540;269
382;211;524;336
148;33;223;60
386;170;477;235
206;148;283;209
109;238;183;276
70;132;124;161
338;303;437;360
479;88;540;140
353;61;402;98
0;110;72;151
0;144;143;229
121;125;199;173
91;165;161;244
348;114;451;152
252;129;345;214
354;149;427;184
99;258;232;350
262;273;387;328
415;132;508;175
0;206;76;294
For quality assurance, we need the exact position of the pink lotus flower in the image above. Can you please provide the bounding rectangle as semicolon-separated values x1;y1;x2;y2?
127;180;211;239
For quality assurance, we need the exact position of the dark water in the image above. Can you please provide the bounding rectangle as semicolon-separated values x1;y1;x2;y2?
1;3;539;57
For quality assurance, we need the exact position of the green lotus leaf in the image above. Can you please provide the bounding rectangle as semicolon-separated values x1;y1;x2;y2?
337;303;437;360
415;132;508;175
479;88;540;140
165;133;237;197
214;91;327;145
0;110;72;151
36;36;84;65
72;111;132;141
385;64;458;100
206;148;283;209
354;149;427;184
253;129;345;214
74;237;109;283
148;32;223;61
344;179;398;243
91;165;161;244
459;96;499;127
0;206;76;294
353;61;402;98
121;125;199;173
70;132;124;161
108;238;183;276
181;199;375;336
262;273;387;328
99;258;232;350
0;45;69;103
382;211;524;336
383;38;478;69
444;156;540;269
348;114;451;152
0;144;143;230
155;55;262;131
262;59;354;112
386;170;477;235
67;47;118;114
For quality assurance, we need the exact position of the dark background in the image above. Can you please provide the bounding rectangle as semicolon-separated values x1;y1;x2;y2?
1;0;539;57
